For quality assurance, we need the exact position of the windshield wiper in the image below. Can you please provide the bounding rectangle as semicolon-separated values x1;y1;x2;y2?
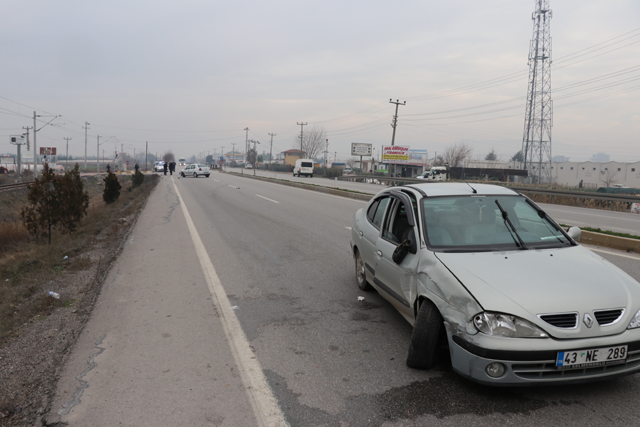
495;200;527;250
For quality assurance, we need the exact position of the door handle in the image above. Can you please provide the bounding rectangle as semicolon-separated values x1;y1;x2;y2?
376;250;383;257
359;231;363;236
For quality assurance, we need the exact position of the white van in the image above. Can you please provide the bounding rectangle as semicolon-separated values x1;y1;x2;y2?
293;159;314;177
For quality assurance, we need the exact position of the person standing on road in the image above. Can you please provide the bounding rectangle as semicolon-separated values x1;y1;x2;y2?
169;161;174;175
163;161;168;175
106;163;111;173
134;162;139;173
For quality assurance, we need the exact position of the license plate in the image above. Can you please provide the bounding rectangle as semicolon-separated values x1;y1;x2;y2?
556;345;628;369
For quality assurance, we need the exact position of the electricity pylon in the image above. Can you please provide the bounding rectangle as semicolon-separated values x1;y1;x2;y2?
521;0;553;184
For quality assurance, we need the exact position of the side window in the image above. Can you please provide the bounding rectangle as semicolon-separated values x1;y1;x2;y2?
370;197;390;229
382;199;411;244
367;199;380;223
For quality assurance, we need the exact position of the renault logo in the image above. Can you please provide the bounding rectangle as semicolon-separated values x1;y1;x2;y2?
584;313;594;328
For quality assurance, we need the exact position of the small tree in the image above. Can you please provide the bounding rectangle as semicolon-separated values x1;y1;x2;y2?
443;142;473;167
511;150;524;163
132;169;144;188
163;151;175;163
21;165;59;244
485;149;497;161
103;172;122;204
21;163;89;244
247;148;257;166
57;164;89;233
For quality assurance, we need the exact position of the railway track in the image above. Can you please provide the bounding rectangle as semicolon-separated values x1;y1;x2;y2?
0;182;30;193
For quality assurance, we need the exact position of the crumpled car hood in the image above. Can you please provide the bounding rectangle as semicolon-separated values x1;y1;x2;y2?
435;246;640;338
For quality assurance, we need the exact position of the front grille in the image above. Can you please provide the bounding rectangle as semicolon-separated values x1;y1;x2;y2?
512;348;640;381
594;309;624;326
539;313;577;329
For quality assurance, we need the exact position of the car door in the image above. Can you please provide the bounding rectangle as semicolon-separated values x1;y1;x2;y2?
355;196;391;282
373;192;420;318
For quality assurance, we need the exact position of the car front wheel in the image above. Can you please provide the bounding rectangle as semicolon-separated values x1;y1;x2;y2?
406;299;445;370
354;250;371;291
181;172;185;177
205;174;210;178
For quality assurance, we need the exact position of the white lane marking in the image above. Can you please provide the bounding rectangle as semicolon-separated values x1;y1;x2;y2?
286;185;368;203
589;247;640;261
213;179;220;182
256;194;280;204
345;227;352;230
228;184;240;189
171;180;287;427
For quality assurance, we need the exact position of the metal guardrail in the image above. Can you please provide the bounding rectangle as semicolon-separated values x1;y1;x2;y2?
337;175;640;206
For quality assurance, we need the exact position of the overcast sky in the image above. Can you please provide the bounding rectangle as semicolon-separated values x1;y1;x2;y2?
1;0;639;164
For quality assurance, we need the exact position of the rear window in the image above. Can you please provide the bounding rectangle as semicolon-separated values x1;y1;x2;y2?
301;162;313;168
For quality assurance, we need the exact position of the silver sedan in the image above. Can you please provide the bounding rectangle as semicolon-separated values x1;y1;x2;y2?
350;182;640;385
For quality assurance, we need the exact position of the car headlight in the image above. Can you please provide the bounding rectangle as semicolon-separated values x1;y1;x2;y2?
627;309;640;329
473;312;548;338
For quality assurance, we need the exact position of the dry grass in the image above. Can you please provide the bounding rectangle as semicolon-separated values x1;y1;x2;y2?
0;174;158;344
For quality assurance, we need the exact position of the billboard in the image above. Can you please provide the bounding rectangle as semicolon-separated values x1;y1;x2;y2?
40;147;57;156
351;143;372;156
382;145;410;164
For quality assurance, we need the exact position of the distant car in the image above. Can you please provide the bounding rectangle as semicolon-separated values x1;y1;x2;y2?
416;172;429;179
245;163;253;169
153;161;165;172
180;163;210;178
178;158;186;166
293;159;314;177
351;182;640;386
343;167;354;174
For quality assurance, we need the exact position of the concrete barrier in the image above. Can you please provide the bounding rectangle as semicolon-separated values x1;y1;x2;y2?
580;231;640;254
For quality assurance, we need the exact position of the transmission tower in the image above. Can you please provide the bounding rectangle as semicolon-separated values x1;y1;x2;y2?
521;0;553;184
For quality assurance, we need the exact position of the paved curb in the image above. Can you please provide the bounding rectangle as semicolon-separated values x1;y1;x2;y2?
224;171;639;254
580;231;640;254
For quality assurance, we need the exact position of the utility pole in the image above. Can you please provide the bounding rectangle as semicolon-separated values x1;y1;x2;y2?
297;122;307;156
83;122;90;170
64;137;72;169
244;127;249;160
325;139;329;170
389;99;406;146
97;135;100;173
22;126;32;172
33;112;37;172
145;141;148;171
231;142;237;164
521;0;553;184
268;133;276;171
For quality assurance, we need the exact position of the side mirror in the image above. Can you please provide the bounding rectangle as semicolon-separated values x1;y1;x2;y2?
392;229;417;264
566;226;581;241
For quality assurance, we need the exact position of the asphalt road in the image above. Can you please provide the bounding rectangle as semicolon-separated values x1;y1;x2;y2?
49;170;640;426
238;167;640;235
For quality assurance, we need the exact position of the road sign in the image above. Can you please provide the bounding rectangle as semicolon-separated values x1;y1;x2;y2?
351;143;372;156
39;147;57;156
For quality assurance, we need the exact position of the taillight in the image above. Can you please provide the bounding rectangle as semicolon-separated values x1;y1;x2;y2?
199;168;201;171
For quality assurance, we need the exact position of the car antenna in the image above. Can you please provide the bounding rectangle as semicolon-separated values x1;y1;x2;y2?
446;164;477;194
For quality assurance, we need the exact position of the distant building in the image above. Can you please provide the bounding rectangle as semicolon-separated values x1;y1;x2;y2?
552;155;570;163
591;153;610;163
282;149;304;166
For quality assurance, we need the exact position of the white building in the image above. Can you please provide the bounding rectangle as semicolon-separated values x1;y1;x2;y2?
466;160;640;188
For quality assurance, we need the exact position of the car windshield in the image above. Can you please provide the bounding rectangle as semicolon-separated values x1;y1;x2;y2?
422;195;572;252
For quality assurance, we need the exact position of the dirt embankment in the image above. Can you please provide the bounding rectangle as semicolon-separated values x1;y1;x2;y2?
0;174;158;426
